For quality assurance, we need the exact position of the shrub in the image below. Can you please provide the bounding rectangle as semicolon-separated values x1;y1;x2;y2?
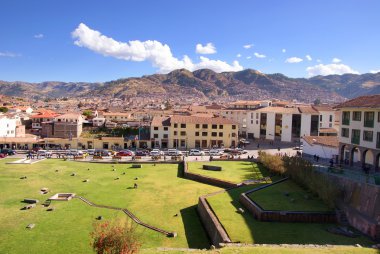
258;151;286;175
91;219;141;254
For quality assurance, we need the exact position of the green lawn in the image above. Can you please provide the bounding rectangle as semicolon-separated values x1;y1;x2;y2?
206;184;375;246
248;180;332;212
187;161;279;183
0;158;221;254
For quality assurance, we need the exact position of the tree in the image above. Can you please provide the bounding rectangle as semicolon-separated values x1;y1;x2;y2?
313;98;321;105
91;219;141;254
0;107;8;113
83;110;92;118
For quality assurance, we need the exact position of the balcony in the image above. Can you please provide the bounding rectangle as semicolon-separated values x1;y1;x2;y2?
342;119;350;126
364;120;374;128
351;136;360;145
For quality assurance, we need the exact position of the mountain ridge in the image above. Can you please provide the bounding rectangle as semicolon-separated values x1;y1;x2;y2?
1;69;380;102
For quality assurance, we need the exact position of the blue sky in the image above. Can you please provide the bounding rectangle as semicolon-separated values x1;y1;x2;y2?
0;0;379;82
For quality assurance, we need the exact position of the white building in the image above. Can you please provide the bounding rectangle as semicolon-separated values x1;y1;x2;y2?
92;117;106;127
336;95;380;171
302;136;339;159
0;115;25;138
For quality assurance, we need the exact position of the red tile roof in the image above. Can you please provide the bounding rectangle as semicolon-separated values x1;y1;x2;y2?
302;136;339;148
335;94;380;108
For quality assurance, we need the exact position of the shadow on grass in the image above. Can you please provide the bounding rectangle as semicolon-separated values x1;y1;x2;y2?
177;163;184;178
180;205;210;249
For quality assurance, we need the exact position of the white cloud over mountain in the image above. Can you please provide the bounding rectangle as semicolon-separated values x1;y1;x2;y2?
332;58;341;63
285;57;303;63
370;69;380;74
195;43;216;54
306;63;359;77
71;23;242;73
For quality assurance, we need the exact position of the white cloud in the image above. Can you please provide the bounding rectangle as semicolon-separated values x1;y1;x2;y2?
0;51;20;57
72;23;243;73
316;59;321;63
243;44;253;49
370;69;380;74
236;53;241;58
306;63;359;77
254;52;266;58
282;49;286;53
285;57;303;63
332;58;341;63
246;56;252;59
305;55;312;61
34;33;44;39
195;43;216;54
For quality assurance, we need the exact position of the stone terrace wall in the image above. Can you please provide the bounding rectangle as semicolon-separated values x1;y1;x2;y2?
183;162;239;188
197;196;232;247
240;179;337;223
325;172;380;240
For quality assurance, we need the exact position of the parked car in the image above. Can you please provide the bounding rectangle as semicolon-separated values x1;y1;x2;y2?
239;139;250;145
209;149;223;156
94;149;112;157
189;149;205;156
151;149;164;155
0;153;7;158
37;150;53;157
150;151;161;156
1;149;16;155
87;149;95;155
116;150;134;156
135;150;149;156
168;149;183;156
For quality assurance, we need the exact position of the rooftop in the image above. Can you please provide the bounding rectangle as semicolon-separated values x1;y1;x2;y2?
335;94;380;108
302;136;339;148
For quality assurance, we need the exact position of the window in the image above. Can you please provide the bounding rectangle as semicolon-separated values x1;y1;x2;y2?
174;131;177;136
163;134;168;139
363;131;373;142
202;124;208;129
154;127;158;130
251;113;254;119
251;120;253;124
181;123;186;128
219;132;223;137
164;127;168;131
341;128;349;138
351;129;360;145
202;132;207;137
212;124;217;129
342;111;350;125
219;125;223;129
196;124;200;128
211;132;217;137
377;132;380;149
180;131;186;136
153;134;158;138
319;115;322;121
195;132;199;136
364;112;374;128
232;125;236;129
256;113;259;119
329;115;333;122
232;133;236;137
378;112;380;123
174;123;178;128
352;111;361;121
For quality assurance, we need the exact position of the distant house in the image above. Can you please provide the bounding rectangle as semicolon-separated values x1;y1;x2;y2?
41;113;84;138
302;136;338;160
92;117;105;127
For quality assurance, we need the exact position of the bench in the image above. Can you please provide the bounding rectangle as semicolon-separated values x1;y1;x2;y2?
112;156;122;160
131;164;142;168
93;156;103;160
220;155;228;159
202;165;222;171
74;156;84;160
135;156;142;160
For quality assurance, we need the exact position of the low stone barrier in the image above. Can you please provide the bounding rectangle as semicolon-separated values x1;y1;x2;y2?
202;165;222;171
131;164;142;168
239;179;337;223
183;162;238;189
197;196;231;247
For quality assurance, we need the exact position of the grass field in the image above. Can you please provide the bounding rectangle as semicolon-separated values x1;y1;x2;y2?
0;158;220;254
248;180;332;212
206;184;374;246
187;161;278;183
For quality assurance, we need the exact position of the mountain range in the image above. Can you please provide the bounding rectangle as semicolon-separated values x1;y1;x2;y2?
1;69;380;103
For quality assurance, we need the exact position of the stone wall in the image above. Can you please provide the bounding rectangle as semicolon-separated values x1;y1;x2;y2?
197;196;231;247
326;172;380;240
183;162;239;188
240;179;337;223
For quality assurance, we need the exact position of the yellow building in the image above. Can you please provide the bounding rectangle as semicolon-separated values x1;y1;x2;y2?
151;115;238;149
